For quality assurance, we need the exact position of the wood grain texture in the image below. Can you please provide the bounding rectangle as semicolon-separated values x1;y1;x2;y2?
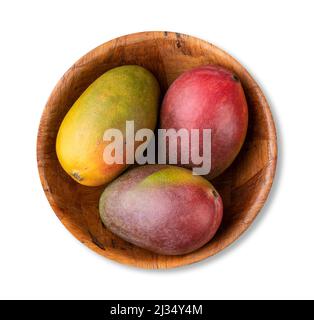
37;31;277;269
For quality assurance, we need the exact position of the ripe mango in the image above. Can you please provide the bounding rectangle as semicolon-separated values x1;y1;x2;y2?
99;165;223;255
161;65;248;179
56;65;160;186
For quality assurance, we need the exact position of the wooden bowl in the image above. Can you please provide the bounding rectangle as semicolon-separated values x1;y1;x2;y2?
37;31;277;269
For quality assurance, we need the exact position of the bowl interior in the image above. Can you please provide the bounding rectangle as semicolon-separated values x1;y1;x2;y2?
37;31;277;269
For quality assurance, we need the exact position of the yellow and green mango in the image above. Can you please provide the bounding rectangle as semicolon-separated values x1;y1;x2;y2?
56;65;160;186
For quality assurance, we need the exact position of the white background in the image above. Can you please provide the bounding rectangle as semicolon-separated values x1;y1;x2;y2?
0;0;313;300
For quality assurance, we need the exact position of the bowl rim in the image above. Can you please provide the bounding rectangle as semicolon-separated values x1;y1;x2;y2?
37;31;277;269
